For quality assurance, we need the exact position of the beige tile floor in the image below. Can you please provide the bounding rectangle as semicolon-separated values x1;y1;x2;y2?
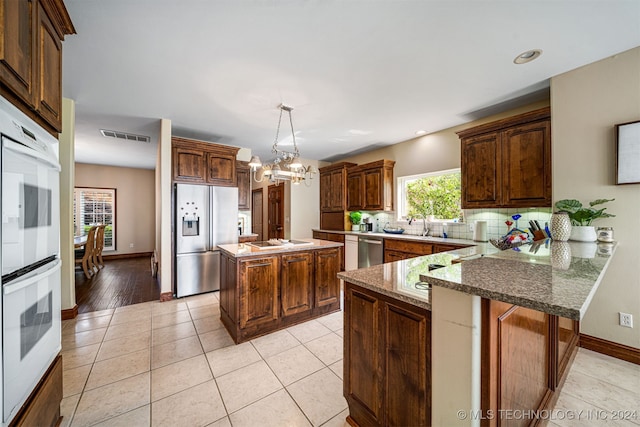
60;292;349;427
60;291;639;426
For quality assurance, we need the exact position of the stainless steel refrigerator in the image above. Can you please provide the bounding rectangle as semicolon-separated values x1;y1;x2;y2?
174;183;238;298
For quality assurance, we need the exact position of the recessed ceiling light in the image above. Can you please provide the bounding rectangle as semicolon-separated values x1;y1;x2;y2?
514;49;542;64
415;130;427;136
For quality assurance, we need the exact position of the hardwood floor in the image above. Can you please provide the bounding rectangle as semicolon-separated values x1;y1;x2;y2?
75;257;161;314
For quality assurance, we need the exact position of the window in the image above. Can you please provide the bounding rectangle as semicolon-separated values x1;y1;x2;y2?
397;169;462;221
74;188;116;251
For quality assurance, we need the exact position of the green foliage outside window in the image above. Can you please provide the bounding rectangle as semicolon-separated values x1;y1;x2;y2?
406;172;461;220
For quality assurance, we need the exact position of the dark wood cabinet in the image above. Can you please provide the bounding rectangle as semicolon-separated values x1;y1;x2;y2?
347;160;395;211
239;256;279;330
383;239;433;263
173;145;206;183
482;299;579;427
220;246;342;343
315;248;341;307
382;238;471;263
458;107;551;209
346;171;364;211
319;162;356;231
0;0;74;135
555;315;579;387
312;231;345;270
0;0;36;108
236;161;250;210
172;137;240;185
36;1;63;131
11;354;62;427
344;282;431;427
281;252;313;317
483;300;551;427
319;162;355;212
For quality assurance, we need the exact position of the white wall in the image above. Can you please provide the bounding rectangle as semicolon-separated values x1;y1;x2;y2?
552;46;640;348
157;119;173;295
60;98;76;311
290;159;323;238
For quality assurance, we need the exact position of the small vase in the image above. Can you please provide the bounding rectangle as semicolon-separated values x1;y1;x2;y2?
351;224;360;232
570;226;597;242
550;212;571;241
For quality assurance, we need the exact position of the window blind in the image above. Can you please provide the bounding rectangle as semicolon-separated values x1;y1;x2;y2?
73;188;116;251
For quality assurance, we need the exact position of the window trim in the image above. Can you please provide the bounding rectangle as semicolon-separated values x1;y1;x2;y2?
396;168;462;222
74;187;116;251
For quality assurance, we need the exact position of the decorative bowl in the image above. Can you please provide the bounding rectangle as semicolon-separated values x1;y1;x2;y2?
383;228;405;234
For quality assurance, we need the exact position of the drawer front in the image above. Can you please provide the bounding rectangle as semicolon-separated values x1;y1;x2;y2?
384;239;433;256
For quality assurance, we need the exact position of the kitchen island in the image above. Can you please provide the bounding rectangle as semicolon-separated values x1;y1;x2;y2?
218;239;343;343
338;240;616;427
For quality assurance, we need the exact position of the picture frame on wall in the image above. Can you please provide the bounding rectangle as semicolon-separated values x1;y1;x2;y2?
615;120;640;185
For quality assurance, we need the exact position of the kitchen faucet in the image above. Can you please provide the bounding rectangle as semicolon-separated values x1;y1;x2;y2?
421;217;430;236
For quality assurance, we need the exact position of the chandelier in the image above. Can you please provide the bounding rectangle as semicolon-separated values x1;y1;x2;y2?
248;104;317;186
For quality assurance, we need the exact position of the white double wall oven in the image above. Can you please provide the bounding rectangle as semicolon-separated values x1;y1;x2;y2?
0;96;61;424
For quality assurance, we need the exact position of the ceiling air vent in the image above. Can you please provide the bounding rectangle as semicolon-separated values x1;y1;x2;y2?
100;129;150;143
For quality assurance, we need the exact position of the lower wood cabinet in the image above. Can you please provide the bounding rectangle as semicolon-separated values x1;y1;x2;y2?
312;231;346;270
344;282;431;427
220;247;342;343
11;354;62;427
482;299;579;427
383;238;471;263
238;256;279;330
281;252;313;317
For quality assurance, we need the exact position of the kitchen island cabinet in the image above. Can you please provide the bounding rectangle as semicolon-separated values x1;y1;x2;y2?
338;242;614;427
345;282;430;427
218;239;343;343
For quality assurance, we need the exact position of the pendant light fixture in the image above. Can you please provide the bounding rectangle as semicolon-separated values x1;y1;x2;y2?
249;103;317;186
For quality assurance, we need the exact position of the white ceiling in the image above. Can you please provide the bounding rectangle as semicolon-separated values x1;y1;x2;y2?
63;0;640;170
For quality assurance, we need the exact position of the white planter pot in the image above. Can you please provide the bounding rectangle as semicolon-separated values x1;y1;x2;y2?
569;226;597;242
351;224;360;232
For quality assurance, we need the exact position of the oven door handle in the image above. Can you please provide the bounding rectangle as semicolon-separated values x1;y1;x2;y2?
2;137;61;172
3;259;62;295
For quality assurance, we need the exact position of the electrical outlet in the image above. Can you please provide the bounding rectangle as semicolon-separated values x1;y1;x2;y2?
129;243;134;248
469;223;474;232
619;312;633;328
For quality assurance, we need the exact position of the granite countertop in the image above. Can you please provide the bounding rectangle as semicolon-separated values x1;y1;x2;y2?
338;240;617;320
313;228;473;246
219;238;344;258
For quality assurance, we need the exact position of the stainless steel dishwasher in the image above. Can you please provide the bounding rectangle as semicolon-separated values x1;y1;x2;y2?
358;235;383;268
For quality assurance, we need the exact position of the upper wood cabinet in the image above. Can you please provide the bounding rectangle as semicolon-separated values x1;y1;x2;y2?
319;162;356;212
347;160;395;211
236;161;250;210
172;137;240;186
457;107;551;209
0;0;75;135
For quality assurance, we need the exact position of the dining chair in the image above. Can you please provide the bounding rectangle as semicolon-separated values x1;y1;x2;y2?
75;226;98;279
93;224;107;269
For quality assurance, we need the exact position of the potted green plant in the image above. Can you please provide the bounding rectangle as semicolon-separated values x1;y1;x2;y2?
349;211;362;232
554;198;615;242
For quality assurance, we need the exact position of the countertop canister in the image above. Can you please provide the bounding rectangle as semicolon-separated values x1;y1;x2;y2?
550;212;571;241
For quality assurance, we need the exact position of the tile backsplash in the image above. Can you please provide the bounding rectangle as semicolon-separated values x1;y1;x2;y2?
360;208;553;241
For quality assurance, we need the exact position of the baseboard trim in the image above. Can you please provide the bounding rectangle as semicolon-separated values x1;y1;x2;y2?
61;305;78;320
160;292;173;302
579;334;640;365
103;252;153;261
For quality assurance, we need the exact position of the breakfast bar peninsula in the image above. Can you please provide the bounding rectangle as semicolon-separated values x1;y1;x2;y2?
338;240;616;427
218;239;343;343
